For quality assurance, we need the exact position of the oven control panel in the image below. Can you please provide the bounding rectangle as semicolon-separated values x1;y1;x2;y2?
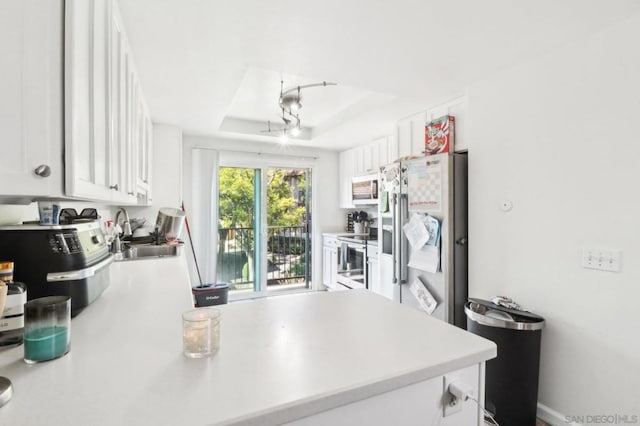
48;231;82;254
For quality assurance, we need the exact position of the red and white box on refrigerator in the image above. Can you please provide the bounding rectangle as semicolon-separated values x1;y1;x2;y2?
424;115;455;155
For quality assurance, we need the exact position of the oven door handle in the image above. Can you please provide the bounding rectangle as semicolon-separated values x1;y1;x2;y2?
47;255;114;282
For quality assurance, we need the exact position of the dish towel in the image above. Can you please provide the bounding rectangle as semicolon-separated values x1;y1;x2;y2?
381;191;389;213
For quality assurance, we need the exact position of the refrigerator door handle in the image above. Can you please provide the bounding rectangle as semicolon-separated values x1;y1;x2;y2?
392;193;398;284
399;193;408;284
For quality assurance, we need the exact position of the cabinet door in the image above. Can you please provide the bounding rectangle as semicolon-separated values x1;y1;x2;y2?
361;144;374;174
329;247;337;287
367;257;379;294
338;150;355;209
372;136;388;169
387;133;398;163
396;119;412;159
65;0;114;201
323;245;339;289
111;4;138;204
0;0;64;200
135;111;153;204
323;246;332;287
379;254;394;301
410;112;427;155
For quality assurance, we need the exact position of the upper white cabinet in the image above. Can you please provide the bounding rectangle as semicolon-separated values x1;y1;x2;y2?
396;111;427;159
0;0;64;202
338;149;355;209
426;96;468;151
338;136;392;209
396;96;469;158
0;0;152;204
66;0;153;205
65;0;116;202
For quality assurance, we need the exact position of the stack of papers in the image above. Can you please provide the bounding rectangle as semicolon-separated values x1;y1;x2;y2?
403;213;441;273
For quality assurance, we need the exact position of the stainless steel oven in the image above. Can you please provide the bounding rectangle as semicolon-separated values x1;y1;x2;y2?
336;238;367;289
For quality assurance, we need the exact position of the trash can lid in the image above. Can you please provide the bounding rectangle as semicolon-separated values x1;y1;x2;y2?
465;298;545;331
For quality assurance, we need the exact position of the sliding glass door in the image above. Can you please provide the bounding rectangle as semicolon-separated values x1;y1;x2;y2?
266;167;311;292
217;165;312;298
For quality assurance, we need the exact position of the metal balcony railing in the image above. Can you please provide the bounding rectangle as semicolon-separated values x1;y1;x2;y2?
216;225;309;291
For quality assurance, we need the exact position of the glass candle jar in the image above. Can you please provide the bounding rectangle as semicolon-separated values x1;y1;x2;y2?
24;296;71;364
182;308;220;358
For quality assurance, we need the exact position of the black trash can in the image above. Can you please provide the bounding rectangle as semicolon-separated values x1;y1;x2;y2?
465;298;545;426
192;283;229;307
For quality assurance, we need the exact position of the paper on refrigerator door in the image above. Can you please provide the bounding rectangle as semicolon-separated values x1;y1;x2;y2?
407;245;440;273
403;213;441;248
408;277;438;315
403;213;431;249
423;215;440;247
407;160;442;212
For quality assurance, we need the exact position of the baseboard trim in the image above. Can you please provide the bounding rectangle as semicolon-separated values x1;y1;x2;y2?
538;403;583;426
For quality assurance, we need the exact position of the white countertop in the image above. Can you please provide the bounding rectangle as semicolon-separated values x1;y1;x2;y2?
0;256;495;425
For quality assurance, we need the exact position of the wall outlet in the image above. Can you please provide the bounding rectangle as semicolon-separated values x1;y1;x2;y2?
442;375;463;417
581;248;621;272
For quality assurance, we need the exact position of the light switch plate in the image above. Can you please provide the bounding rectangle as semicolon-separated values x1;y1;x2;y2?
581;248;621;272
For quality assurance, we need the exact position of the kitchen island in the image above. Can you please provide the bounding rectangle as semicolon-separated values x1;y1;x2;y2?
0;256;496;425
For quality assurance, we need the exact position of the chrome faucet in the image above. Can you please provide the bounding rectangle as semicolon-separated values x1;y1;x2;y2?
115;207;133;237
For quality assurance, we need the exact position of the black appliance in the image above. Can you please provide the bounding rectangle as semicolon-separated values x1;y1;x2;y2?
0;221;112;316
465;298;545;426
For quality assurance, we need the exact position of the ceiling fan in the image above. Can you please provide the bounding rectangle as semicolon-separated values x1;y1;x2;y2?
262;79;337;142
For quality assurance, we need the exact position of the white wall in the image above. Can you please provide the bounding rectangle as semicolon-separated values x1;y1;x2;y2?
182;134;343;290
466;12;640;419
127;123;183;228
0;202;119;227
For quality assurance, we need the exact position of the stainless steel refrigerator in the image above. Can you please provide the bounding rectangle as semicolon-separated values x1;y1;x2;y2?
378;152;468;327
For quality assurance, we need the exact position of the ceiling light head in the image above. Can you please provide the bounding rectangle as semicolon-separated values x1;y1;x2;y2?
269;80;336;141
279;94;302;113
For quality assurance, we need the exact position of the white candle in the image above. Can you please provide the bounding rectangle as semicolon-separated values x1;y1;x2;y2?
182;309;220;358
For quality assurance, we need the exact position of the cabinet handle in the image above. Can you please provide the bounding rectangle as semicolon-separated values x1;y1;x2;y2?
34;164;51;178
143;179;148;183
109;184;119;191
128;192;135;195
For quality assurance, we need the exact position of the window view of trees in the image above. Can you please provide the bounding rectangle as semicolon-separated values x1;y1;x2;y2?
217;167;310;292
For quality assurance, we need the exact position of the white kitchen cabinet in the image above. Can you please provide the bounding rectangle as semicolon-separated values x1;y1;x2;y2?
65;0;152;205
366;243;379;294
373;136;392;168
65;0;121;202
338;136;393;209
378;253;394;301
426;96;468;152
0;0;64;202
136;113;153;204
322;236;339;289
396;112;427;159
338;150;355;209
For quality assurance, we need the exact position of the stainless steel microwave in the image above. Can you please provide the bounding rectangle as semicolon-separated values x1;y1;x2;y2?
352;174;379;205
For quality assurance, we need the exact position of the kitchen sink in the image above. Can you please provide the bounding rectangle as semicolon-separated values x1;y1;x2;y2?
116;244;182;261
